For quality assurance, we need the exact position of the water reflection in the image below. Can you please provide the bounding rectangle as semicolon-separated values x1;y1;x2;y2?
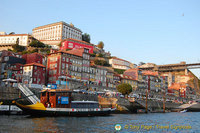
32;117;62;133
0;113;199;133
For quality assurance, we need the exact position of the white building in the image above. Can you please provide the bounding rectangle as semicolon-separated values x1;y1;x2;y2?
0;34;34;51
32;21;82;46
0;34;33;46
109;57;133;70
0;32;6;35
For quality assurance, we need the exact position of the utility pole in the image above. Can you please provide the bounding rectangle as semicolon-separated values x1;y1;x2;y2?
163;76;166;113
145;75;150;113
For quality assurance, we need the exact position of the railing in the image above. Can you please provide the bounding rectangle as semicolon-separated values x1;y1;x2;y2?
135;100;152;112
178;102;197;109
18;83;40;104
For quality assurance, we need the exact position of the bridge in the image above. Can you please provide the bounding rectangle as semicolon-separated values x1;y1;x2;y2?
139;62;200;72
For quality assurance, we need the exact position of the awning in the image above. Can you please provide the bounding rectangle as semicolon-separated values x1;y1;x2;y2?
2;78;17;82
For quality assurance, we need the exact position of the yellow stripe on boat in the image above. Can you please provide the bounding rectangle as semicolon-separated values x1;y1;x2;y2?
16;102;46;111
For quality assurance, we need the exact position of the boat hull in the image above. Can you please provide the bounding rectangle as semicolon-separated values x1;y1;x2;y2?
15;102;113;117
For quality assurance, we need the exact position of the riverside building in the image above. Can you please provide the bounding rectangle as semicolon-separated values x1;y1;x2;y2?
0;34;34;50
32;21;82;47
109;57;134;70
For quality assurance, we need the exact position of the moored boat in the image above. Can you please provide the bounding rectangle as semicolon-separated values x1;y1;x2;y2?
14;89;115;116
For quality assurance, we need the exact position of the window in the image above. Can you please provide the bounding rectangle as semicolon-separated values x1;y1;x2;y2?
62;57;65;61
62;63;65;69
4;56;9;61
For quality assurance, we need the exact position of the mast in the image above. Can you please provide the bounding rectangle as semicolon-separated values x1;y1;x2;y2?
163;76;166;113
145;75;150;113
145;89;148;113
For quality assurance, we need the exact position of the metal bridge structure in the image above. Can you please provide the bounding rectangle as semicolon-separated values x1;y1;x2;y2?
139;62;200;73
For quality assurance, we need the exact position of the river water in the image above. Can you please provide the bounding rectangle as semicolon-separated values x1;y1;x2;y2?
0;112;199;133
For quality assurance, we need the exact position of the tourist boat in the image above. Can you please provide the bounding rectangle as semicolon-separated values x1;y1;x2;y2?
14;89;115;116
180;109;187;113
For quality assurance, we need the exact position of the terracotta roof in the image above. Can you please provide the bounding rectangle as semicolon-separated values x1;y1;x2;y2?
62;38;93;45
24;63;45;68
0;34;30;37
39;39;62;41
168;83;187;90
111;56;132;64
121;75;137;81
65;48;84;57
142;71;158;76
33;21;82;32
124;68;139;72
23;52;44;57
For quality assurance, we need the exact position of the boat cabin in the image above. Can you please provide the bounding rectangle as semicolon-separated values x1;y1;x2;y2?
40;89;72;108
71;101;99;108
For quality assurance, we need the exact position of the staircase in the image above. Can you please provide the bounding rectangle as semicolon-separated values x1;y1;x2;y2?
135;100;152;112
18;83;40;104
178;102;197;109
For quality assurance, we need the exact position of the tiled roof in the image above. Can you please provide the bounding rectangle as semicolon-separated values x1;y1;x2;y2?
142;71;158;76
62;38;93;45
168;83;187;90
65;48;84;57
24;63;45;68
55;48;84;57
111;56;131;64
121;75;137;81
0;34;30;37
125;68;139;72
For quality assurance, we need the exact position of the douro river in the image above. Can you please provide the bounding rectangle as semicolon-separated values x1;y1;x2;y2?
0;112;199;132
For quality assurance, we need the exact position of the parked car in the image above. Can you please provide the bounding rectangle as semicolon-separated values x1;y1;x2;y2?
120;95;124;98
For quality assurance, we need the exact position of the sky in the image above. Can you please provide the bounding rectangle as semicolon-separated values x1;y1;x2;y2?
1;0;200;77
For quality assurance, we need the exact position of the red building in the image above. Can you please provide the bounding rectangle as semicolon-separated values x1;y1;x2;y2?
124;68;140;80
60;38;94;54
22;53;45;64
47;50;72;84
23;63;46;87
9;63;24;82
47;48;90;84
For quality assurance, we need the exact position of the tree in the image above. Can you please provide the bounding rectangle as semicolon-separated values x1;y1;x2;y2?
98;53;103;57
58;42;62;47
12;44;25;52
9;32;15;35
117;83;132;95
29;40;45;48
114;69;125;74
139;62;145;66
94;59;110;66
97;41;104;49
82;33;90;43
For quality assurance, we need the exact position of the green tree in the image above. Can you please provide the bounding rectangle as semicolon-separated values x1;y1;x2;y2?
9;32;15;35
98;53;103;57
58;42;62;47
90;53;96;57
114;69;125;74
12;44;25;52
82;33;90;43
29;40;45;48
94;59;110;66
117;83;132;95
97;41;104;49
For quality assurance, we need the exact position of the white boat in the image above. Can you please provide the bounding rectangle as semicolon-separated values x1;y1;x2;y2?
180;109;187;113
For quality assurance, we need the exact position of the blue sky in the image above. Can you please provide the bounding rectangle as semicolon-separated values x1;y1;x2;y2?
1;0;200;77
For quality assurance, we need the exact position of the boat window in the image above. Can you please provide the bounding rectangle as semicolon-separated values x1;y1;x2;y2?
71;103;99;108
51;93;55;96
42;92;46;96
